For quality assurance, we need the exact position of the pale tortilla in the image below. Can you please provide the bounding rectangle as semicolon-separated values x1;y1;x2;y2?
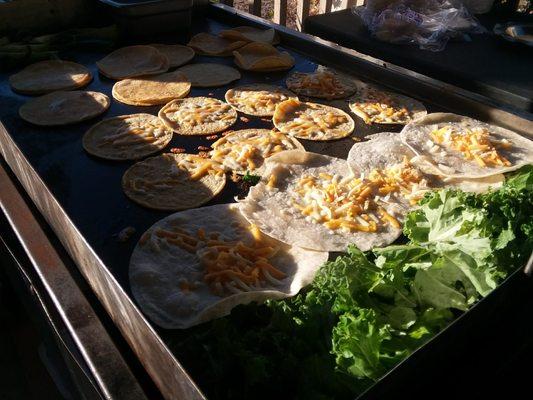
148;44;195;68
82;114;173;160
129;203;328;329
273;99;354;141
9;60;92;95
19;91;110;126
96;45;168;80
122;153;226;211
187;33;246;56
224;84;298;117
219;26;280;45
112;71;191;106
210;129;304;175
400;113;533;178
286;69;358;100
233;42;294;72
348;132;504;196
176;63;241;88
158;97;238;135
348;82;427;125
239;150;405;252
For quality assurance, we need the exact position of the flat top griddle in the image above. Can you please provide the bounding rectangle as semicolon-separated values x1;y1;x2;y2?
1;6;532;400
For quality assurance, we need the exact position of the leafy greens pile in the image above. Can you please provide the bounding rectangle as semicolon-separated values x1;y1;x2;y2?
171;166;532;400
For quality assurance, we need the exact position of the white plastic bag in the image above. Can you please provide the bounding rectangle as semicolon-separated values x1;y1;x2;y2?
353;0;486;51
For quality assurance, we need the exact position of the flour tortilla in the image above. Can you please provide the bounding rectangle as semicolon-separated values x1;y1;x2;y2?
129;203;328;329
240;150;404;252
122;153;226;211
148;44;195;68
219;26;280;45
400;113;533;178
273;99;354;141
176;63;241;88
187;33;246;56
19;91;110;126
286;69;358;100
96;45;168;80
233;42;294;72
348;82;427;125
83;114;173;160
9;60;92;95
112;71;191;106
210;129;304;175
348;132;504;194
225;84;297;117
158;97;238;135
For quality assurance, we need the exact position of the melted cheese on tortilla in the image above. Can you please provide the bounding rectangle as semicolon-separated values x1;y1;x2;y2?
430;125;512;168
351;88;410;124
228;89;292;114
165;98;234;127
291;71;349;98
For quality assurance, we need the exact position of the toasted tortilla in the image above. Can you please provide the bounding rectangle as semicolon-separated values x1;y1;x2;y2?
176;63;241;88
19;91;110;126
158;97;238;135
273;99;354;141
286;68;358;100
210;129;304;175
112;71;191;106
348;132;504;196
348;83;427;125
122;153;226;211
9;60;92;95
225;84;297;117
83;114;173;160
129;203;328;329
187;33;246;56
148;44;195;68
233;42;295;72
219;26;280;45
240;150;405;252
96;45;168;80
400;113;533;178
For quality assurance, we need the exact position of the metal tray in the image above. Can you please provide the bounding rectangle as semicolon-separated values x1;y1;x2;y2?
0;4;531;399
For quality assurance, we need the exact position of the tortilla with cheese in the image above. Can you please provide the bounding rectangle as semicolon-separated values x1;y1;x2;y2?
158;97;238;135
400;113;533;178
122;153;226;211
286;69;357;100
239;150;405;252
273;99;354;141
225;84;297;117
233;42;294;72
210;129;304;175
129;203;328;329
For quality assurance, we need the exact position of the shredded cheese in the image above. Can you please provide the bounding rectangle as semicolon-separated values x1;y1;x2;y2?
351;88;410;124
430;125;512;168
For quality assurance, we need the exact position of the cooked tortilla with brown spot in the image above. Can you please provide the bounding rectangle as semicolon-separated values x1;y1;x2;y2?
240;150;405;252
233;42;294;72
210;128;304;174
401;113;533;178
225;84;297;117
176;63;241;88
129;203;327;329
9;60;92;95
348;83;427;125
219;26;280;44
83;114;173;160
19;91;110;126
187;33;246;56
96;45;168;80
148;44;195;68
286;69;357;100
122;153;226;211
273;99;354;141
158;97;238;135
112;71;191;106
